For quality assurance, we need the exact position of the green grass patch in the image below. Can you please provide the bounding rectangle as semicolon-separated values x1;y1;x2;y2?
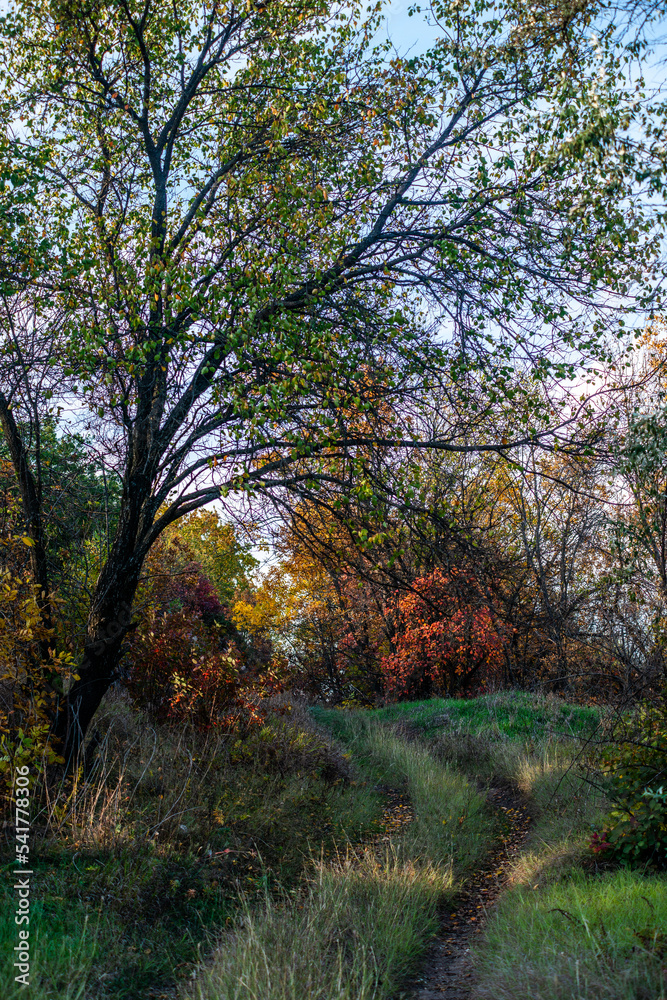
0;848;240;1000
364;691;600;742
474;868;667;1000
1;893;99;1000
450;695;667;1000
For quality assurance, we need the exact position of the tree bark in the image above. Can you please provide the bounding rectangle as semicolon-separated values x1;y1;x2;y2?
52;553;143;770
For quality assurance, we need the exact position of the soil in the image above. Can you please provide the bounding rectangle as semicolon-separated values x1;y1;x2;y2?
402;782;532;1000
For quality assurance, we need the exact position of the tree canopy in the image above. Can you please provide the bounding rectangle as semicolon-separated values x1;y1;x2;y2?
0;0;664;759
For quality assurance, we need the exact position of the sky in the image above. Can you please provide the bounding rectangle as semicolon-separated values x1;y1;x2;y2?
381;0;441;52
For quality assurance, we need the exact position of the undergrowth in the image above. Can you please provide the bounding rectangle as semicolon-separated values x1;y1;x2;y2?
318;691;667;1000
383;691;667;1000
0;692;382;1000
7;689;663;1000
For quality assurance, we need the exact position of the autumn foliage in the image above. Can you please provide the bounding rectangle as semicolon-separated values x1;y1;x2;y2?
380;568;505;699
124;533;283;733
0;537;76;803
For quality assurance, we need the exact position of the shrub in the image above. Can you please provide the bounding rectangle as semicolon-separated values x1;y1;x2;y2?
229;720;353;784
591;702;667;867
125;608;278;733
380;568;505;699
0;553;74;803
124;537;284;732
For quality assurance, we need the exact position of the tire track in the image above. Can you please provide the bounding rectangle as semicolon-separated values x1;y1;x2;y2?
403;783;532;1000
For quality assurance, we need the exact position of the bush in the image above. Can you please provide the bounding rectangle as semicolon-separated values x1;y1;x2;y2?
0;546;75;802
591;702;667;867
125;611;261;732
380;568;505;699
229;720;353;784
124;535;284;733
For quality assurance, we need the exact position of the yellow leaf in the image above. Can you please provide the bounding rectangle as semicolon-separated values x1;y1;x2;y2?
21;536;35;547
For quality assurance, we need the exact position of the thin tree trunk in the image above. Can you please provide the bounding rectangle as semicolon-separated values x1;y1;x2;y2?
0;390;53;650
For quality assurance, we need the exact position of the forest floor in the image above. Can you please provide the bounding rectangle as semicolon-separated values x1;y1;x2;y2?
2;690;666;999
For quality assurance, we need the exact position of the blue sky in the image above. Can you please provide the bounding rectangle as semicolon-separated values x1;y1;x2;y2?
379;0;442;55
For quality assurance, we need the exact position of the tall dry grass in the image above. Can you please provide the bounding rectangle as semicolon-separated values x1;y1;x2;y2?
192;716;494;1000
194;848;448;1000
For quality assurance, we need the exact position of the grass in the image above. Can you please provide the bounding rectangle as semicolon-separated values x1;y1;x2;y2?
7;689;663;1000
0;693;384;1000
0;897;101;1000
193;852;448;1000
362;692;665;1000
192;713;494;1000
367;689;601;742
312;709;494;872
475;869;667;1000
0;843;243;1000
470;722;667;1000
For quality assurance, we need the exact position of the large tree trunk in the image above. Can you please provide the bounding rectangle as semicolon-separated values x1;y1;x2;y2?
52;525;146;770
54;639;125;770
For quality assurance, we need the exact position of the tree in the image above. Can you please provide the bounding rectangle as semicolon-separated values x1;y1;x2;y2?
602;327;667;691
491;450;610;690
241;539;392;703
175;509;258;607
0;0;657;762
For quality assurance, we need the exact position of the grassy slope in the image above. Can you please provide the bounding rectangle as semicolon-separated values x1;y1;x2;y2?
470;703;667;1000
193;712;495;1000
368;690;599;741
371;691;667;1000
6;690;664;1000
0;696;384;1000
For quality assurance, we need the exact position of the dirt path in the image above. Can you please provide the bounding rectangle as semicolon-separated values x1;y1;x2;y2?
404;783;532;1000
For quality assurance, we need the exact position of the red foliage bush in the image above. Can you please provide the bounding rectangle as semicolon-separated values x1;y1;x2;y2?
380;567;505;699
124;539;283;732
125;609;260;731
